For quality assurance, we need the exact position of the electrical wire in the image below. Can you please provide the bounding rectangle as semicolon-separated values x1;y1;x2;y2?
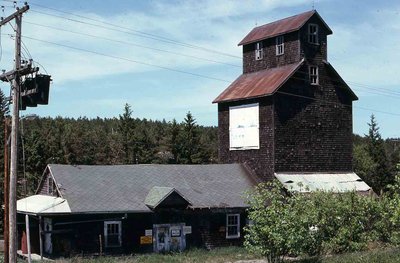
22;35;231;83
21;35;400;118
28;8;242;60
0;26;2;62
24;21;241;68
6;0;397;99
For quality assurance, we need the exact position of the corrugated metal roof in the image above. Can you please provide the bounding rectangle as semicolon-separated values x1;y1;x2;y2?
238;10;332;46
44;164;256;213
274;172;371;193
17;195;71;215
213;60;303;103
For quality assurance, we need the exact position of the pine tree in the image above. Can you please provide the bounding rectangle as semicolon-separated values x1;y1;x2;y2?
170;119;181;163
118;103;136;164
366;114;393;193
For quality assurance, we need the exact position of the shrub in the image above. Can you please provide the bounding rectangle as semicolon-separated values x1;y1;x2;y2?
244;180;396;262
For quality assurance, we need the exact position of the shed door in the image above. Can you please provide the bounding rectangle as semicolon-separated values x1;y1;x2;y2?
155;226;169;252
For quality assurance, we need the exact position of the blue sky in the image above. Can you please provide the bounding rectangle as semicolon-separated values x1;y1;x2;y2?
0;0;399;138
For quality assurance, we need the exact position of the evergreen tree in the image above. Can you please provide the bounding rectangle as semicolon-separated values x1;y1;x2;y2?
118;103;136;164
0;89;8;230
169;119;181;163
180;112;205;164
365;114;393;193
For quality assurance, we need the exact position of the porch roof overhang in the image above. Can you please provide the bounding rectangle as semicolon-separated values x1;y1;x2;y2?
17;194;71;215
274;172;371;193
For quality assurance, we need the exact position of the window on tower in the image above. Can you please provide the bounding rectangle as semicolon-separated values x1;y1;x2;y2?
276;35;284;55
309;66;319;85
255;42;263;60
308;24;319;44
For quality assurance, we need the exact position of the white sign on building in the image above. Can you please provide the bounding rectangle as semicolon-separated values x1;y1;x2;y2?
229;103;260;150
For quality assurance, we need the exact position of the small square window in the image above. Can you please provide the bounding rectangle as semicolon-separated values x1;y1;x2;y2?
309;66;318;85
308;24;319;44
226;214;240;239
255;42;263;60
276;36;284;55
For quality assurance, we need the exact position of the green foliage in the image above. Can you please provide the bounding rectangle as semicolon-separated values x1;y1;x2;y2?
245;178;400;262
364;114;394;193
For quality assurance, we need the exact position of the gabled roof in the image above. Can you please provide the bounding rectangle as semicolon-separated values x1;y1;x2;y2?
213;60;303;103
39;163;256;213
238;10;332;46
144;186;191;209
323;60;358;101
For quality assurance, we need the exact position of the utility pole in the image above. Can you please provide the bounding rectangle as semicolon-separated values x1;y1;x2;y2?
3;118;10;263
0;4;30;263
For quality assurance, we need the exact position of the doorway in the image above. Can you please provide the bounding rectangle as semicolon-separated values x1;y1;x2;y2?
153;223;186;252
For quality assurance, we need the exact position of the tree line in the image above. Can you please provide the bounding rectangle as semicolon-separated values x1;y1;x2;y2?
0;101;218;202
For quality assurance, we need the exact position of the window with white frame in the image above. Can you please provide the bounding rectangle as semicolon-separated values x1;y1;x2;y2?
276;35;284;55
104;221;122;247
229;103;259;150
308;24;319;44
226;214;240;239
309;66;319;85
255;42;263;60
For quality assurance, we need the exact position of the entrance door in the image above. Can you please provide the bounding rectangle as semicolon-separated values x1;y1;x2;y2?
44;218;52;254
155;226;169;252
153;224;186;253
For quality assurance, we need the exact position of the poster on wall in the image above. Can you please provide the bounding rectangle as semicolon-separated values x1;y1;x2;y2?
229;103;260;150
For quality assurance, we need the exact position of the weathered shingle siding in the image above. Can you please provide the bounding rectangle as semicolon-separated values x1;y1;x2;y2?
299;17;329;64
37;172;50;195
274;66;353;172
242;31;301;74
37;170;58;197
218;97;275;180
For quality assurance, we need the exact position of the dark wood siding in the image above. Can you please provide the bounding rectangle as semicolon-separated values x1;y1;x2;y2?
242;31;301;74
274;65;353;172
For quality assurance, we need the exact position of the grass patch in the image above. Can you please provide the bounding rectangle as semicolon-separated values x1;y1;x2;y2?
294;247;400;263
60;247;259;263
1;247;400;263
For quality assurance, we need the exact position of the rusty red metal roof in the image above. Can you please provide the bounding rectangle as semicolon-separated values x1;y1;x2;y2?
238;10;332;46
213;60;304;103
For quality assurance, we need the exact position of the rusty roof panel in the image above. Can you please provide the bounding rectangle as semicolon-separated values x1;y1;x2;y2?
213;60;303;103
238;10;331;46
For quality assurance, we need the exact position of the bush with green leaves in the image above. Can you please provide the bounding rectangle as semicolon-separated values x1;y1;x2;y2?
244;179;400;262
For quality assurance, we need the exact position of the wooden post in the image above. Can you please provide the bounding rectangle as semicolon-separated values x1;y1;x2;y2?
99;234;103;256
9;12;22;262
4;118;9;263
39;216;43;260
0;5;30;263
25;215;31;263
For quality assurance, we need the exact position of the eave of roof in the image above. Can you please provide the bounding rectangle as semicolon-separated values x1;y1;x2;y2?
40;163;255;213
323;60;358;101
213;60;304;104
238;10;332;46
275;172;371;193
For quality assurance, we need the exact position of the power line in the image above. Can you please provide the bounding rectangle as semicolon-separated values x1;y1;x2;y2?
9;0;399;99
24;20;241;68
26;7;242;60
20;35;400;118
22;35;231;83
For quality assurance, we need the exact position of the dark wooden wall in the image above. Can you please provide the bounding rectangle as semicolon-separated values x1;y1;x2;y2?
218;97;275;180
242;31;301;74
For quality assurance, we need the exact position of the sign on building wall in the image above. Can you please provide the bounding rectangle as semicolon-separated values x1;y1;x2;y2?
229;103;260;150
140;236;153;244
